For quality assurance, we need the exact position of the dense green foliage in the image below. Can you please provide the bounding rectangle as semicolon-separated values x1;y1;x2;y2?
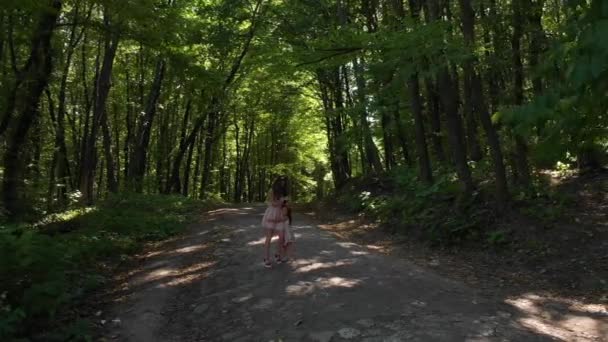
0;194;209;340
1;1;607;218
1;0;608;338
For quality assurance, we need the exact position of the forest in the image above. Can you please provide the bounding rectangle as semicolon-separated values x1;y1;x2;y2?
1;0;607;340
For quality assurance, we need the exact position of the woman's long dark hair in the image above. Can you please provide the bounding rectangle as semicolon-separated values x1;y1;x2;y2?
272;176;292;224
271;176;288;200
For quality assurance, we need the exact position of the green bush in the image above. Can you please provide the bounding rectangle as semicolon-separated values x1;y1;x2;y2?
336;167;496;246
0;194;211;341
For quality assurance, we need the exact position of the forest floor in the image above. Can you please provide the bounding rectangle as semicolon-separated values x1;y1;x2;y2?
94;199;607;340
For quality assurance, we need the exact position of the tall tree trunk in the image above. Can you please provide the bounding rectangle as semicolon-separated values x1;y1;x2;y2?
80;12;119;204
167;99;195;194
408;75;433;183
405;0;436;180
479;0;500;114
318;71;347;188
353;58;383;174
393;109;412;167
380;110;395;170
77;32;97;184
199;110;217;198
233;118;242;202
428;0;474;198
0;13;4;66
2;0;62;217
459;0;509;208
124;58;134;181
48;5;86;207
192;134;203;198
511;0;531;188
233;118;254;203
527;0;545;136
219;130;228;197
333;70;352;184
128;58;166;192
101;105;118;193
182;138;196;197
461;68;483;162
198;0;262;196
425;78;447;162
112;102;121;188
45;89;58;207
527;0;545;97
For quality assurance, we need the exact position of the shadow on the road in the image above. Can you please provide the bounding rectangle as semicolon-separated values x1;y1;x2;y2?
104;206;606;341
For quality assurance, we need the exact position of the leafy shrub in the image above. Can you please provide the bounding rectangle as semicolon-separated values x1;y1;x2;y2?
335;167;497;246
0;194;210;341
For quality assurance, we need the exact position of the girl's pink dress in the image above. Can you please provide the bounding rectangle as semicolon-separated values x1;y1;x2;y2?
261;195;288;231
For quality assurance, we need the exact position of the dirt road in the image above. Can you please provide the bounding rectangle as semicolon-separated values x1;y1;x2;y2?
101;206;607;341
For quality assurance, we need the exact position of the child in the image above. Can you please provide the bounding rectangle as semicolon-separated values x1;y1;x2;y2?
261;178;288;268
281;200;295;261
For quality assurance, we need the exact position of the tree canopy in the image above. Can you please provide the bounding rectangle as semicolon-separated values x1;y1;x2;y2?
1;0;607;219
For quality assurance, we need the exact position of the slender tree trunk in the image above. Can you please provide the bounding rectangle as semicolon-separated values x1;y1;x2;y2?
318;71;345;188
408;75;433;183
219;130;227;197
527;0;544;97
129;58;166;192
425;78;446;162
2;0;62;217
45;89;58;207
406;0;439;177
49;5;86;206
333;70;352;183
182;138;196;197
233;118;242;202
393;109;412;167
380;110;395;170
101;105;118;193
353;58;383;174
192;134;203;198
124;58;133;181
511;0;531;188
112;102;121;188
459;0;509;208
428;0;474;198
0;15;21;138
167;99;194;193
0;13;4;66
527;0;545;136
80;12;119;204
462;68;483;162
200;110;217;198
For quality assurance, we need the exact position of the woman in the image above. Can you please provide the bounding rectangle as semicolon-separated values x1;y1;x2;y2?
261;176;289;268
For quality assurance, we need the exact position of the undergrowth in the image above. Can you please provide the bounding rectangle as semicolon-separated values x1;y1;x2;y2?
0;193;213;341
332;165;569;248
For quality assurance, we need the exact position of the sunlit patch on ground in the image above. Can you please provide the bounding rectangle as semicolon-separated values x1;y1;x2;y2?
141;242;211;259
336;241;359;248
174;244;209;254
294;259;355;273
506;293;608;341
290;257;322;267
164;261;216;287
247;237;266;246
247;236;283;246
140;261;217;287
365;244;386;252
203;207;257;219
286;276;363;296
